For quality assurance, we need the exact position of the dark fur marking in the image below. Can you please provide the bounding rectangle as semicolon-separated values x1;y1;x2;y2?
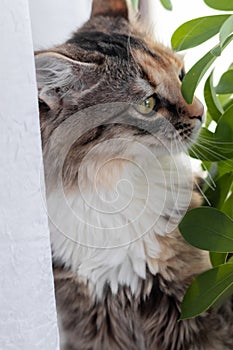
189;115;202;122
68;32;158;61
79;125;108;146
134;129;151;136
155;94;179;118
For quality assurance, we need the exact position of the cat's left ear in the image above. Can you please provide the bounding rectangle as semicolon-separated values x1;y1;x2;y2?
35;52;98;111
91;0;128;20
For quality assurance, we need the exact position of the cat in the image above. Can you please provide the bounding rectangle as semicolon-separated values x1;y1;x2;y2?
35;0;233;349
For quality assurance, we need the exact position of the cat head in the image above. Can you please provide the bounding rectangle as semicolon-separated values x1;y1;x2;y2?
35;0;204;188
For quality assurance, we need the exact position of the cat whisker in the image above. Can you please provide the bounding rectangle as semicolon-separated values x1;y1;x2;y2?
197;136;233;150
194;179;212;206
189;146;216;190
197;134;233;145
191;142;230;161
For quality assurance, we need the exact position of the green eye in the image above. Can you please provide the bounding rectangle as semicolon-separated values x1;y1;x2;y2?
135;96;156;116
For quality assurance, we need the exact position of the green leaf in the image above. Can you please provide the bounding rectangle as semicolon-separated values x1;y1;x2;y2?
216;70;233;94
204;173;233;208
218;158;233;176
205;111;213;127
182;45;217;104
218;94;233;113
220;15;233;46
189;128;230;162
179;207;233;252
202;162;218;193
204;71;223;122
222;192;233;219
210;45;222;57
131;0;139;11
171;15;230;51
181;35;233;104
204;0;233;11
180;264;233;319
182;46;230;104
214;104;233;155
222;98;233;110
212;276;233;311
218;93;233;106
210;252;228;267
160;0;172;11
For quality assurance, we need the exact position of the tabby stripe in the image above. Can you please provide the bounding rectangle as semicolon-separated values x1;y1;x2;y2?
68;32;159;61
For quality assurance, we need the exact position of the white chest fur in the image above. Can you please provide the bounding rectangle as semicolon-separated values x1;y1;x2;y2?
48;145;193;297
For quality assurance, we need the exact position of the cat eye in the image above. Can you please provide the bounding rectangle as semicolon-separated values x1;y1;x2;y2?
179;68;185;82
134;96;156;117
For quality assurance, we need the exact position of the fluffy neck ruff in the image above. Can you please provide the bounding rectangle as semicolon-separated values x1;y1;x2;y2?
48;143;193;298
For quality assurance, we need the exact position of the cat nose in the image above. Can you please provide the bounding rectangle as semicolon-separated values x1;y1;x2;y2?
187;97;204;122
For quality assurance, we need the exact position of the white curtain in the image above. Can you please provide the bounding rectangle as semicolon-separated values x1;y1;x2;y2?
0;1;59;349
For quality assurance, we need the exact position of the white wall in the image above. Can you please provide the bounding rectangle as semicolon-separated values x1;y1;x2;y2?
29;0;92;50
0;1;59;349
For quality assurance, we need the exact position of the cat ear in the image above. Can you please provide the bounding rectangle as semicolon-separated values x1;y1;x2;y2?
138;0;152;25
35;52;97;111
91;0;128;20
